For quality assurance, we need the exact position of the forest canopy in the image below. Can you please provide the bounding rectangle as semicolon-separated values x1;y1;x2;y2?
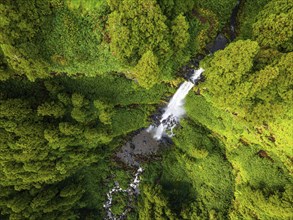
0;0;292;219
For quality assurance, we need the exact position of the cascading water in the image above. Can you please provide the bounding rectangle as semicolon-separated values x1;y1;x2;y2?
103;68;204;219
147;68;205;140
104;167;143;220
103;1;241;216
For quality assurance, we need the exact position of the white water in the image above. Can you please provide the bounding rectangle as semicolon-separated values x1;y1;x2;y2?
104;167;143;220
147;68;204;140
103;68;204;219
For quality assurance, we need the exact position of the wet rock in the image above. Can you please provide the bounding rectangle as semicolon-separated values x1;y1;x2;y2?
195;88;201;95
206;33;229;54
230;0;241;40
160;136;174;145
199;75;206;82
116;130;160;167
130;143;135;149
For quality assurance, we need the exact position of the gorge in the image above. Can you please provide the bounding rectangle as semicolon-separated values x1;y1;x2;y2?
104;68;204;220
0;0;291;219
103;1;244;218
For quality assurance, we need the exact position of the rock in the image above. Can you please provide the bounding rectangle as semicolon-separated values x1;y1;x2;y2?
195;88;201;95
230;0;241;40
206;33;228;54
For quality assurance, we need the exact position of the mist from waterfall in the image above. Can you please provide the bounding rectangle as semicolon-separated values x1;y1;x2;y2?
147;68;205;140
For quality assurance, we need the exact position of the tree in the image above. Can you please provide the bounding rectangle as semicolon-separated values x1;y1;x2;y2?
172;14;190;51
170;14;191;67
0;0;119;81
0;78;120;190
0;0;51;80
201;40;260;111
252;0;293;51
196;0;236;26
132;51;161;89
107;0;171;65
0;176;85;219
230;184;293;219
245;52;293;122
138;184;176;220
158;0;195;18
201;40;293;124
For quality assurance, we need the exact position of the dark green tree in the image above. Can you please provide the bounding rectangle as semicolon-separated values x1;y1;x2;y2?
0;0;51;80
158;0;195;18
0;175;85;219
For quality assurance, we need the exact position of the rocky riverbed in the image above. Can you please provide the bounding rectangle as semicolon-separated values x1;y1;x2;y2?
116;130;166;167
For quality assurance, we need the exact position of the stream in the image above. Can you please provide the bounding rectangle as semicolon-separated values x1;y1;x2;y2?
103;69;204;220
103;1;241;219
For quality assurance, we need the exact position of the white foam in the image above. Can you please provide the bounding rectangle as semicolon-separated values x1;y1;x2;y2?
148;68;204;140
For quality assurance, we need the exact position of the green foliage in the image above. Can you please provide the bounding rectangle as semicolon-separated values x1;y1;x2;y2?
0;173;89;219
243;52;292;122
0;71;169;218
171;14;191;64
0;75;161;191
0;0;292;219
94;100;113;125
107;0;170;64
0;0;51;80
0;96;100;190
107;0;203;87
230;184;293;220
185;90;292;167
158;0;195;18
132;51;161;89
55;75;170;106
238;0;272;39
252;0;293;51
0;0;231;85
231;145;291;188
139;120;234;219
138;184;176;220
201;40;292;124
37;101;66;118
40;3;122;76
201;40;260;110
228;145;293;219
0;0;122;81
181;92;293;219
196;0;237;26
239;0;293;53
66;0;109;15
111;107;149;136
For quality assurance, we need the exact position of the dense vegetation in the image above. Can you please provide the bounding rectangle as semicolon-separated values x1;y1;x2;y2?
0;0;292;219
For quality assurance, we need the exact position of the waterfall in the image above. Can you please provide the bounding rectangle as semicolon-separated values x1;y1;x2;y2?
103;68;204;219
147;68;204;140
